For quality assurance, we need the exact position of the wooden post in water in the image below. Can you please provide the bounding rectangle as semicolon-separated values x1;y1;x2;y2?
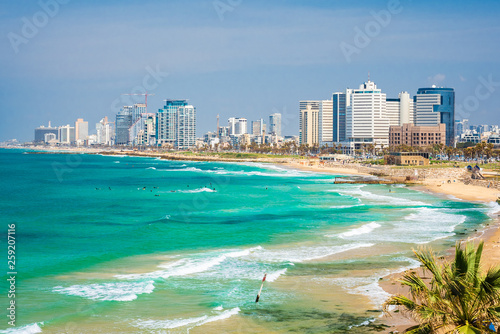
255;273;267;302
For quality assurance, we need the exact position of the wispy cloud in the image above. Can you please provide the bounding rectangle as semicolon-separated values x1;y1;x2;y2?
427;73;446;85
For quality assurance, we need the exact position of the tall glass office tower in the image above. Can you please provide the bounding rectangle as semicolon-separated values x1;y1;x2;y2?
115;106;133;145
415;87;455;146
332;93;346;142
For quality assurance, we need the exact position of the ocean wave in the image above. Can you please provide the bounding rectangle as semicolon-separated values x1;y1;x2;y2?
332;276;391;308
177;187;216;193
146;167;156;170
338;222;381;239
157;167;203;172
134;307;240;330
250;243;374;263
0;323;43;334
204;168;309;178
116;247;263;280
53;280;154;301
266;268;287;282
336;186;427;207
486;201;500;217
402;208;465;244
329;204;364;209
328;208;465;244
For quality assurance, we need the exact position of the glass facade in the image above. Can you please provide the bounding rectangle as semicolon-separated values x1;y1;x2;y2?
115;107;133;145
416;87;455;146
332;93;346;142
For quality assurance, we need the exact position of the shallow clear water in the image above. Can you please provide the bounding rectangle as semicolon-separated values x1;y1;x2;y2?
0;149;496;333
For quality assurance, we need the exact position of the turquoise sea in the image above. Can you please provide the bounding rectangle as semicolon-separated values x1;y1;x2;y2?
0;148;498;333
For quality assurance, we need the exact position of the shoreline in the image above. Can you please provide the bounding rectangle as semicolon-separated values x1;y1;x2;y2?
6;146;500;332
277;160;500;332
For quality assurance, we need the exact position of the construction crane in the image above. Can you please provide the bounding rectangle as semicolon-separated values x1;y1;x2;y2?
121;92;155;112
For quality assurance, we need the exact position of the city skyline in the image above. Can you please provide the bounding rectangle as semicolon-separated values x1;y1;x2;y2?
1;0;500;142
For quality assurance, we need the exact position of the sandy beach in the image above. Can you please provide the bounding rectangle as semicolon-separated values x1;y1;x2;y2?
282;160;500;332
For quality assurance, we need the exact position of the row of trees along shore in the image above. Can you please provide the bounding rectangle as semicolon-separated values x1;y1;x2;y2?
196;141;499;159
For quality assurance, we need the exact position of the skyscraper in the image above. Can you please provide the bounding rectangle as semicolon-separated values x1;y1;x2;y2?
268;113;281;137
386;92;414;126
75;118;89;144
228;117;238;136
415;86;455;146
332;92;347;142
157;99;196;149
345;80;388;151
133;104;147;122
58;124;75;144
252;119;265;136
157;100;187;146
318;100;333;145
235;118;247;135
96;117;114;145
34;122;58;143
176;105;196;149
299;101;320;145
115;106;133;145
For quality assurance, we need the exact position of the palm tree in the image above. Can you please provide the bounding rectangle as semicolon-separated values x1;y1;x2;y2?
384;241;500;333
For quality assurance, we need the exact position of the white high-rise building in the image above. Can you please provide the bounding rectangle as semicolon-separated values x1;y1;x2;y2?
228;118;247;136
58;125;75;144
176;105;196;149
96;116;114;146
157;100;196;149
386;92;414;126
299;101;320;145
268;113;281;137
345;80;388;151
236;118;247;135
228;118;237;136
318;100;333;145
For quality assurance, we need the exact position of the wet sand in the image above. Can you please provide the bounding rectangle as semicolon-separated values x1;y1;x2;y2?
284;161;500;332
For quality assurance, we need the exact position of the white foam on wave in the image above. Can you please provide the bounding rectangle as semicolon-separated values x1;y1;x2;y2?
331;207;465;244
330;256;422;309
146;167;156;170
402;208;465;244
251;243;373;263
338;222;381;239
158;167;203;172
0;323;43;334
113;161;120;163
177;187;216;193
134;307;240;330
349;318;376;329
486;201;500;218
116;247;263;280
266;268;287;282
336;186;427;206
332;276;391;308
330;203;363;209
53;280;154;301
204;168;308;178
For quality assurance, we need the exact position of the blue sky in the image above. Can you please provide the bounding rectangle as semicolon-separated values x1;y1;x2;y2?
1;0;500;141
